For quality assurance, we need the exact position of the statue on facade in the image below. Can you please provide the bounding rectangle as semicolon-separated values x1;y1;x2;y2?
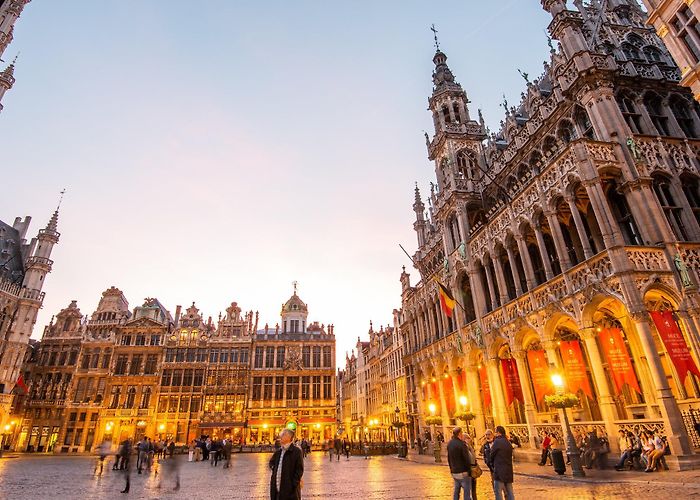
473;325;484;349
455;332;463;354
458;241;466;260
674;253;693;288
626;137;643;162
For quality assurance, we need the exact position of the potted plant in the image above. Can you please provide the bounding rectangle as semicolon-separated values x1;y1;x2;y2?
544;393;579;409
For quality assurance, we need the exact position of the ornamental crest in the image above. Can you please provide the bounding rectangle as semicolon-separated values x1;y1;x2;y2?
284;347;303;370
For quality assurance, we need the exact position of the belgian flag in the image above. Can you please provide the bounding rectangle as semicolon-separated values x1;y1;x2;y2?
436;280;457;318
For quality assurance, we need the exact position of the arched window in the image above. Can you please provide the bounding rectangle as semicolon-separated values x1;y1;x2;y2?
517;163;530;181
643;45;664;63
109;386;121;409
681;174;700;226
477;260;492;313
529;151;542;174
442;105;452;124
617;92;643;134
125;386;136;408
459;273;476;324
558;120;576;143
542;136;557;157
627;34;645;48
653;174;689;240
452;102;462;124
604;178;643;245
670;95;698;138
643;93;670;135
621;43;641;61
447;214;461;251
574;106;595;139
456;150;478;180
140;387;152;409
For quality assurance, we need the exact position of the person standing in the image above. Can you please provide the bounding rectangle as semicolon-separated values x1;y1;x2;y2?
537;432;551;466
487;426;515;500
223;439;233;469
120;438;133;494
447;427;472;500
269;429;304;500
136;437;148;474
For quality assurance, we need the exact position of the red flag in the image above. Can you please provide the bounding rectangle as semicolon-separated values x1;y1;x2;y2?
650;311;700;384
478;366;491;409
500;358;524;405
15;374;28;394
436;280;457;318
560;340;594;399
527;350;553;405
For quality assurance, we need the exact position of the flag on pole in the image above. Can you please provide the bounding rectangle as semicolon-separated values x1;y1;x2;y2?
14;374;27;394
436;280;456;318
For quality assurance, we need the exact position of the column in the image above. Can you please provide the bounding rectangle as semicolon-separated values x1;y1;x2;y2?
465;364;486;438
566;195;593;259
631;313;693;455
512;349;538;448
515;234;536;290
533;221;555;279
436;369;451;431
579;330;620;453
583;179;622;248
486;357;508;425
492;254;511;304
542;340;562;371
484;259;499;309
505;245;524;296
546;210;572;270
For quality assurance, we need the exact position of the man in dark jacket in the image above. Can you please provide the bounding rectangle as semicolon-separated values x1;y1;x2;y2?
269;429;304;500
447;427;472;500
486;426;514;500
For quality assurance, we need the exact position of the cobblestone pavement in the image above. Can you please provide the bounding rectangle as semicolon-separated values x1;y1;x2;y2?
1;453;700;499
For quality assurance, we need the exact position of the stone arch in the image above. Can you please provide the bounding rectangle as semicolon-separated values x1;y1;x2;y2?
544;312;580;342
514;325;542;351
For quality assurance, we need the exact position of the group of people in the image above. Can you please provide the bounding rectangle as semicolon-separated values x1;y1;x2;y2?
189;437;234;468
447;425;515;500
614;428;669;472
537;428;611;469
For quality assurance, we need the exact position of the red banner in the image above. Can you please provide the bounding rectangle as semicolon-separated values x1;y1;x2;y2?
527;350;553;405
479;365;491;409
559;340;594;399
443;376;455;413
599;327;641;394
500;358;524;406
651;310;700;384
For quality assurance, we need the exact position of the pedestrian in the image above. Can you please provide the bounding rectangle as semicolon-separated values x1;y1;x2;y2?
328;438;334;462
95;439;111;475
480;429;494;470
269;428;304;500
537;432;551;466
188;440;195;462
343;438;350;460
486;426;515;500
168;440;175;458
363;440;369;459
447;427;472;500
223;438;233;468
334;437;342;462
463;433;479;500
120;438;133;494
136;436;148;474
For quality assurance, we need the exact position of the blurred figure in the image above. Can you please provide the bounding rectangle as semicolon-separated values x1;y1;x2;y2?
95;439;111;476
120;438;133;494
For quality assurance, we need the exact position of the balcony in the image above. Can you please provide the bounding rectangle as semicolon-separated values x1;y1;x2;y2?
25;256;53;270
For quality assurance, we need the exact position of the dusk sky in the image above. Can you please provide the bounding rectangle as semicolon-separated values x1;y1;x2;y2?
0;1;552;365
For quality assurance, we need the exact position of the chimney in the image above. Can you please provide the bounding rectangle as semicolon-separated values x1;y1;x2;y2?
174;305;182;328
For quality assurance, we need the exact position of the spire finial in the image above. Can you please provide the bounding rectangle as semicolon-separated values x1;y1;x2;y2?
292;280;298;295
430;24;440;51
57;188;66;211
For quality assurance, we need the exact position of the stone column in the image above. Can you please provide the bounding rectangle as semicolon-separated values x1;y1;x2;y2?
676;308;700;374
631;312;693;456
483;259;499;310
465;364;486;437
436;370;452;431
566;195;594;259
579;330;620;453
546;210;572;270
492;254;511;305
486;357;508;425
505;245;524;296
542;340;562;371
512;349;538;448
515;234;536;290
583;179;622;248
533;221;555;279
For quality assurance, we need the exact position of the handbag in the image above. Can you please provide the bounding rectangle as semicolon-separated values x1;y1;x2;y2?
470;463;483;479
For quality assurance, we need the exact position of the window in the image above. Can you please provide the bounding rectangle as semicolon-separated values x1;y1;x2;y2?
263;377;273;400
161;369;172;386
109;387;121;409
80;351;90;370
672;6;700;63
605;179;643;245
193;370;204;387
312;346;321;368
135;334;146;346
101;351;111;369
240;348;249;363
171;370;182;387
183;369;193;387
574;106;595;139
140;387;151;409
290;320;300;333
220;349;229;363
276;347;285;368
644;93;669;136
322;346;331;367
231;348;239;363
265;347;275;368
275;376;284;400
69;350;78;366
125;387;136;408
302;346;310;367
653;175;689;240
144;355;158;375
150;334;160;346
617;93;643;134
323;376;332;400
312;376;321;399
190;397;201;413
165;349;175;363
90;352;99;369
301;376;310;399
72;378;86;403
129;355;142;375
120;335;131;346
209;349;219;363
286;377;299;400
114;355;128;375
682;175;700;225
254;347;264;368
252;377;262;400
670;96;698;138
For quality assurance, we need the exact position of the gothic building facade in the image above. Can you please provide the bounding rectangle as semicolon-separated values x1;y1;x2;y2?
11;287;335;452
401;0;700;469
0;0;30;113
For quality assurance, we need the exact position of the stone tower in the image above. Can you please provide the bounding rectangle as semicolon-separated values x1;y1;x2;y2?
0;0;30;112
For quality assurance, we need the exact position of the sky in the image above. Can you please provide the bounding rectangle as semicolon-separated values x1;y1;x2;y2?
0;0;552;366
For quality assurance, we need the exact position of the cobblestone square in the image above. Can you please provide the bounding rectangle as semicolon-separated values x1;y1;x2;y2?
1;453;699;500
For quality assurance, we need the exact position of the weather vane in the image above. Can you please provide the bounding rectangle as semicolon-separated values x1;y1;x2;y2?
430;24;440;51
57;188;66;210
292;280;298;295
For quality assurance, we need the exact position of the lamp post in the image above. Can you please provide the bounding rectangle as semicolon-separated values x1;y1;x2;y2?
427;403;441;463
550;373;585;478
458;395;469;435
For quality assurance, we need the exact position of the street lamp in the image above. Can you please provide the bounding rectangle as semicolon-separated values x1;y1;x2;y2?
549;373;585;478
426;403;441;463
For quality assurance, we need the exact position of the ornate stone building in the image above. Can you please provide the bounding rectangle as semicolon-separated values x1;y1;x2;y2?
339;309;408;443
641;0;700;100
400;0;700;469
248;290;337;444
0;0;31;113
0;209;59;441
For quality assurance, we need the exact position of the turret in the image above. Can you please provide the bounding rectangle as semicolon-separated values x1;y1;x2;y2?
413;183;428;247
21;209;59;293
0;59;16;113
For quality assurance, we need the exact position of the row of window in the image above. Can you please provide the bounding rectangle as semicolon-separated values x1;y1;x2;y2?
108;385;153;409
253;345;332;368
113;354;159;375
163;347;250;364
120;334;162;346
250;375;333;400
